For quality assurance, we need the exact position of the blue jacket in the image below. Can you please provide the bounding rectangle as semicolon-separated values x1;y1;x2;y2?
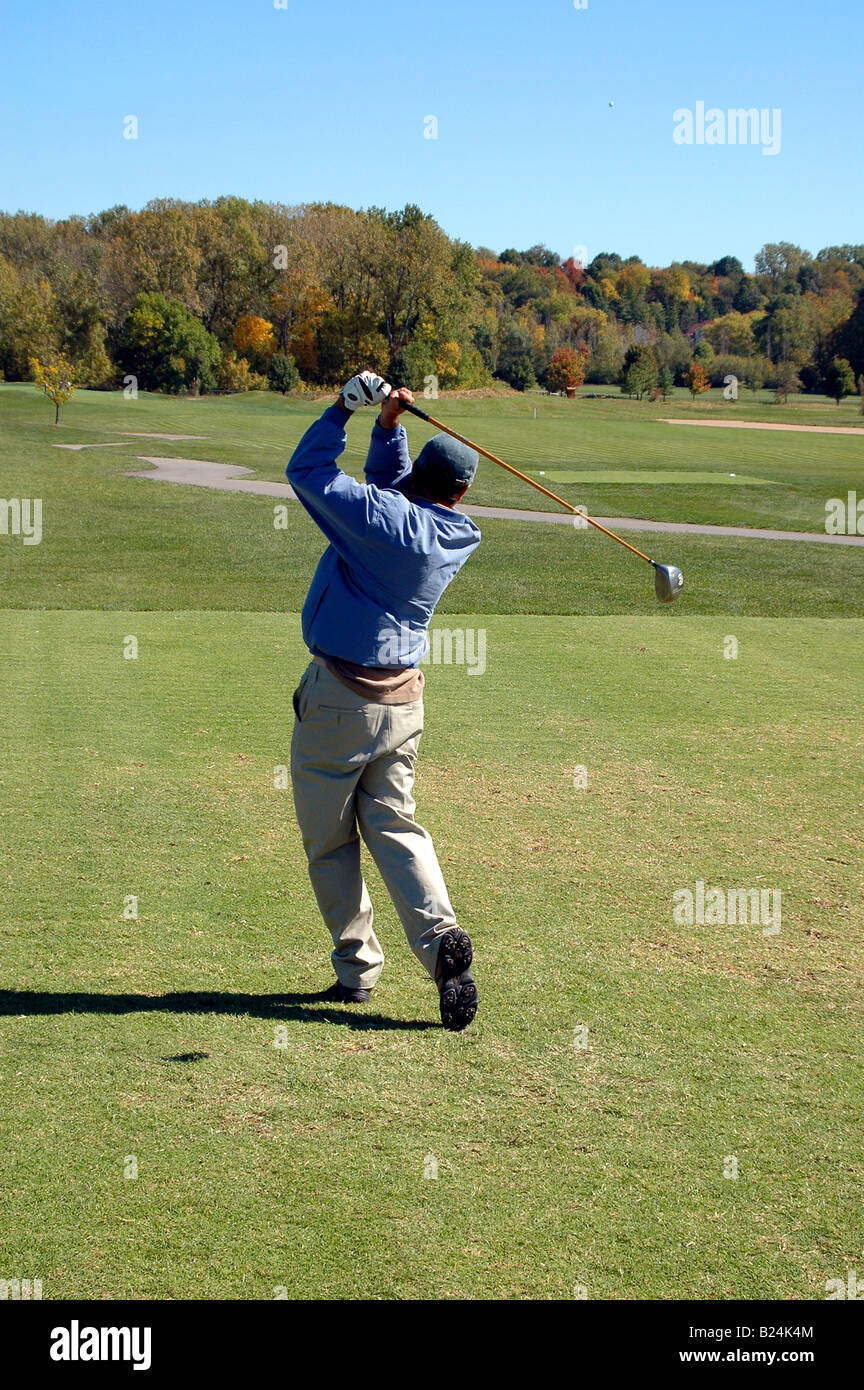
286;405;481;667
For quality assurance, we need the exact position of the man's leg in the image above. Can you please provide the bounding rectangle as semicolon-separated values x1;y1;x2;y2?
290;665;385;990
354;703;459;981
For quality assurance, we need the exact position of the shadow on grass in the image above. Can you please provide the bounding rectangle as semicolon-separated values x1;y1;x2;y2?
0;990;438;1032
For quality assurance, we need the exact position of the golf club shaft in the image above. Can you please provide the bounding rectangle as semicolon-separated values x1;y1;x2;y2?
397;400;654;566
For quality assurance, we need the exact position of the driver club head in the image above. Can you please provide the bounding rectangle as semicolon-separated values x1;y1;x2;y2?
653;563;684;603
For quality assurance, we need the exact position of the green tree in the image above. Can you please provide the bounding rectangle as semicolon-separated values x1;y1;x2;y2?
824;356;855;405
268;352;300;395
774;361;802;404
746;357;767;395
754;243;805;295
119;292;222;393
621;344;658;400
496;320;539;391
658;366;673;400
833;287;864;378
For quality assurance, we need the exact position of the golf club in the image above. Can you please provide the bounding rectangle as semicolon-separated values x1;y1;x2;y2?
394;396;684;603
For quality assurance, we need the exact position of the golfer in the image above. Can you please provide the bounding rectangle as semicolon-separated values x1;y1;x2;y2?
287;371;481;1030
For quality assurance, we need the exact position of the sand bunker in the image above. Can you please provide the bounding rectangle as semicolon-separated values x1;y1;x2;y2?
660;419;864;436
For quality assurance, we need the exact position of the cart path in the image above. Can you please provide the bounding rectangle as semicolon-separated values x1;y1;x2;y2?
660;418;864;436
125;456;864;547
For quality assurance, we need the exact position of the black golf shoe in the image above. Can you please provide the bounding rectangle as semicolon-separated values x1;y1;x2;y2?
435;928;478;1032
322;981;371;1004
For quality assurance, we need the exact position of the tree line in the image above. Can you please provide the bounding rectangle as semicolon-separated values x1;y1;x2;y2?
1;196;862;404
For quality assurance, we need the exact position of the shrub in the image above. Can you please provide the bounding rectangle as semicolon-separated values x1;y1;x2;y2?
217;352;264;393
268;352;300;395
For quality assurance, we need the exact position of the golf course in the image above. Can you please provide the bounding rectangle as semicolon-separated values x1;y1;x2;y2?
1;379;862;1300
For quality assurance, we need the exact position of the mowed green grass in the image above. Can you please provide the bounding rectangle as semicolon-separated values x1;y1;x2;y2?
3;379;864;537
1;385;862;1301
2;384;864;617
536;469;778;485
0;612;862;1300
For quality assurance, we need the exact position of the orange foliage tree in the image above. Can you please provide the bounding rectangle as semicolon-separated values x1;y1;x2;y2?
684;360;710;399
545;345;590;394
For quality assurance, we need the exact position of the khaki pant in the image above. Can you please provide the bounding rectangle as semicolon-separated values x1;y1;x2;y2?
290;661;459;989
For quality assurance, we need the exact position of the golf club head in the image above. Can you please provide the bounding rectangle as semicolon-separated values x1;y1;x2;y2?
654;563;684;603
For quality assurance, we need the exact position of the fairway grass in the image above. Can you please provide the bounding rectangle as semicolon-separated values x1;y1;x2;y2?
532;469;779;486
4;382;864;540
2;385;862;1301
1;611;862;1300
2;381;864;617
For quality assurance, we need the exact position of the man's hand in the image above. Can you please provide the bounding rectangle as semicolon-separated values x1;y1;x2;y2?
338;370;392;412
378;387;414;430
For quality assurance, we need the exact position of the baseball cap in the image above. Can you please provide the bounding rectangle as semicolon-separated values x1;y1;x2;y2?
413;434;479;496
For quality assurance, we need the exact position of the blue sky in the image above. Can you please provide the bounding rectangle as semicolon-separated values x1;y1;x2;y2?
0;0;859;269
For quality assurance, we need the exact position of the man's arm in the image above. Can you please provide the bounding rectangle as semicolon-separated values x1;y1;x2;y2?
364;387;415;490
285;377;412;564
286;401;376;545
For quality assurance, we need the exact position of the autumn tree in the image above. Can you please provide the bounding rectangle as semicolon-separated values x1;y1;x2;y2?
2;202;862;400
217;352;263;393
233;314;276;373
193;197;274;338
31;354;75;424
369;205;476;374
1;275;59;378
118;201;203;314
703;311;756;357
545;346;590;394
684;360;710;399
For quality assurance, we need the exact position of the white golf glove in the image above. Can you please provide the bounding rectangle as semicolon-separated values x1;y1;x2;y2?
341;370;392;411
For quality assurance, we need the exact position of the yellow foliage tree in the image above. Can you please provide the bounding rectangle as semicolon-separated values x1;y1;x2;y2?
31;354;75;424
434;341;461;387
217;352;264;393
668;266;692;301
233;314;276;370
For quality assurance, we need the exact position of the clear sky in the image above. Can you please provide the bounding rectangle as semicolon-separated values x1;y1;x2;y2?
0;0;859;269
